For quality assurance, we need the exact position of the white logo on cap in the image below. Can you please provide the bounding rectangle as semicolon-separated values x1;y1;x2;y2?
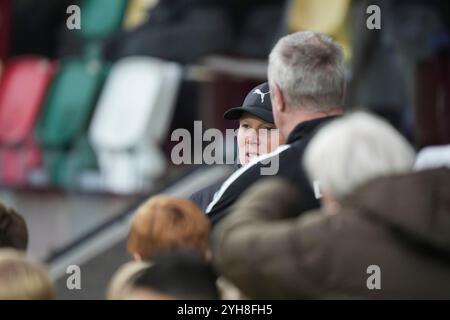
253;89;270;103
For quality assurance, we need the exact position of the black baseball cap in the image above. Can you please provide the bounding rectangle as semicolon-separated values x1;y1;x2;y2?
223;82;274;124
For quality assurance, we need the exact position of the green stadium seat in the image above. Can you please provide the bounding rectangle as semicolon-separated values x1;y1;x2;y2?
35;59;109;188
81;0;128;41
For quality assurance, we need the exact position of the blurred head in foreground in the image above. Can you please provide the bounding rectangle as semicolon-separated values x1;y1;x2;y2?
0;202;28;250
0;249;53;300
127;195;210;261
106;260;151;300
125;249;219;300
304;111;415;212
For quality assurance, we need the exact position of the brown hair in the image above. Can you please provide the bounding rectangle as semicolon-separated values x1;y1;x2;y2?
0;202;28;250
127;196;210;261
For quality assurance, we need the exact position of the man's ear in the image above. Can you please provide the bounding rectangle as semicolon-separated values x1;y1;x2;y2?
273;83;286;112
133;253;142;261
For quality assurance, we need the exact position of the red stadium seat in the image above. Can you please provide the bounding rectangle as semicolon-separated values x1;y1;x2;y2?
0;57;57;186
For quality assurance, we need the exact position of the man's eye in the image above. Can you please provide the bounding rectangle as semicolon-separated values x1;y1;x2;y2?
240;124;249;129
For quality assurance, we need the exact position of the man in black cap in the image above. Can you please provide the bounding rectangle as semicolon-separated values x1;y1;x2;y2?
189;82;281;212
206;31;344;225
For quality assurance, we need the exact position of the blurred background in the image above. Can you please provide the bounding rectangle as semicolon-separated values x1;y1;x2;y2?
0;0;448;298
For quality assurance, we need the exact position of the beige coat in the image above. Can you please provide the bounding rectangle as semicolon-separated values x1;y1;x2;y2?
212;168;450;299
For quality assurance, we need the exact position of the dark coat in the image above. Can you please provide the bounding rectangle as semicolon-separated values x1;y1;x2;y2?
189;164;240;212
189;180;224;213
206;116;337;225
212;168;450;299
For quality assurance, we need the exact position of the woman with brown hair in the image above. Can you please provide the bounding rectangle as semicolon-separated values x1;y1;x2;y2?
127;195;210;262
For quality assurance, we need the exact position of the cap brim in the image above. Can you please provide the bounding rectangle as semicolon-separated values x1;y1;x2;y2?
223;106;274;124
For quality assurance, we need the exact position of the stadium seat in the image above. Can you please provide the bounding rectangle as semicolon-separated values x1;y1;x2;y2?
81;0;128;41
0;57;56;186
122;0;157;30
75;0;127;61
35;59;110;188
88;57;182;194
289;0;352;61
30;0;127;189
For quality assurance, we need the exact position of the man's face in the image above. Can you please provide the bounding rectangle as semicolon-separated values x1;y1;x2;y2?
237;113;280;165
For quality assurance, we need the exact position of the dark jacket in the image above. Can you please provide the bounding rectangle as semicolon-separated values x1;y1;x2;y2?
206;116;337;225
212;168;450;299
189;164;240;212
189;180;224;213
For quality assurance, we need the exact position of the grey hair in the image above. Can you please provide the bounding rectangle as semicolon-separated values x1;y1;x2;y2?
268;31;345;112
303;112;415;199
